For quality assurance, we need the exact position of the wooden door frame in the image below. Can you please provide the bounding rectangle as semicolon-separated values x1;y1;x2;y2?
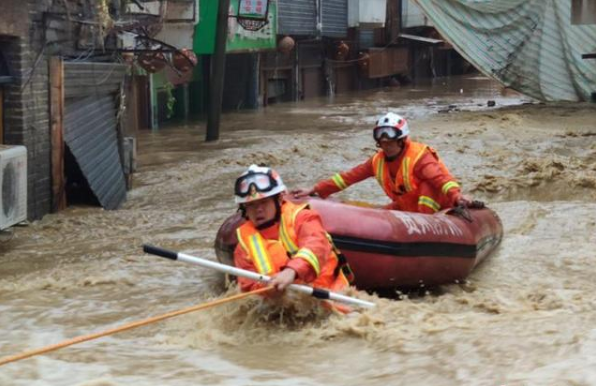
49;57;66;211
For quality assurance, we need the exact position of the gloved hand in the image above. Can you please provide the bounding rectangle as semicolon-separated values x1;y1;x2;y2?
291;187;316;199
469;200;485;209
455;195;485;209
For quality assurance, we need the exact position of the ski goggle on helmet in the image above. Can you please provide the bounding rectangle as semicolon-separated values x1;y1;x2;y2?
373;112;410;141
234;164;287;204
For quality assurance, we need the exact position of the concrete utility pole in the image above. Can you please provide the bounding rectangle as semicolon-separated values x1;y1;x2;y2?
206;0;231;142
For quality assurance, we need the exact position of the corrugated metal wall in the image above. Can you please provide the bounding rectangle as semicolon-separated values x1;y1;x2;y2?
278;0;348;37
322;0;348;37
63;62;127;210
64;62;126;98
278;0;317;36
64;95;126;210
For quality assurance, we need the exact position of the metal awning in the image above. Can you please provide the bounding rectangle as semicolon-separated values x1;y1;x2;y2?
415;0;596;102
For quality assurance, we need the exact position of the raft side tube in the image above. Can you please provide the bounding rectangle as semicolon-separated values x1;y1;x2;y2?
214;198;503;290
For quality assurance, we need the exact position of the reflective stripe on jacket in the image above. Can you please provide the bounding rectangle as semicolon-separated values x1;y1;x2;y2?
371;140;459;212
236;201;347;290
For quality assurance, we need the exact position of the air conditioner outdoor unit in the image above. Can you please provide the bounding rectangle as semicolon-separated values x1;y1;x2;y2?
0;145;27;230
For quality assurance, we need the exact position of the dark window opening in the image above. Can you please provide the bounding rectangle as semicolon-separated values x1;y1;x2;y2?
0;46;13;84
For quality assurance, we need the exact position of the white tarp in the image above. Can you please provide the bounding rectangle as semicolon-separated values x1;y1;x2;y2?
414;0;596;101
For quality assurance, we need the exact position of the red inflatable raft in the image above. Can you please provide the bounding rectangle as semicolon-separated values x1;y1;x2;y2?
214;198;503;290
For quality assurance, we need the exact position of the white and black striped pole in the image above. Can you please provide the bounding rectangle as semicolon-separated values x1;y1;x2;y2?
143;245;375;309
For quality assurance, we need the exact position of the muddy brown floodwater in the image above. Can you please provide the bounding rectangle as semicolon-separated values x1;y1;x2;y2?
1;75;595;386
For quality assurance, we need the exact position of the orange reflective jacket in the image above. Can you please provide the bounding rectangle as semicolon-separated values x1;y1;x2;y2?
236;201;347;291
372;141;457;212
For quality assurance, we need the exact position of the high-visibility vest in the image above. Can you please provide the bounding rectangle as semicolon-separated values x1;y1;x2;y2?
371;141;459;212
236;201;347;290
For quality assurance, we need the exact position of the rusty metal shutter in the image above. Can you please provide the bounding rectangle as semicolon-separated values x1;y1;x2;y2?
278;0;317;36
322;0;348;37
63;62;127;210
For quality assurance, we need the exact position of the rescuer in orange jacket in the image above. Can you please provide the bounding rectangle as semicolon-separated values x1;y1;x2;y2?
293;112;483;214
233;164;350;296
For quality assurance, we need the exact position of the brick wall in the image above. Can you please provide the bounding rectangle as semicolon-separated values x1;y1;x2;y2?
2;1;52;220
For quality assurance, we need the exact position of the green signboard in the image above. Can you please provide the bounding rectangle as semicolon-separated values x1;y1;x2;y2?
194;0;277;54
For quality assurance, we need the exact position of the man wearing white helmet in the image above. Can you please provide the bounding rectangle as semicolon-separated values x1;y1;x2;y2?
233;164;350;297
293;112;480;213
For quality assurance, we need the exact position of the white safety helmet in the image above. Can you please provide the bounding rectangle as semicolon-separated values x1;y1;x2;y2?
373;112;410;141
234;164;287;204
